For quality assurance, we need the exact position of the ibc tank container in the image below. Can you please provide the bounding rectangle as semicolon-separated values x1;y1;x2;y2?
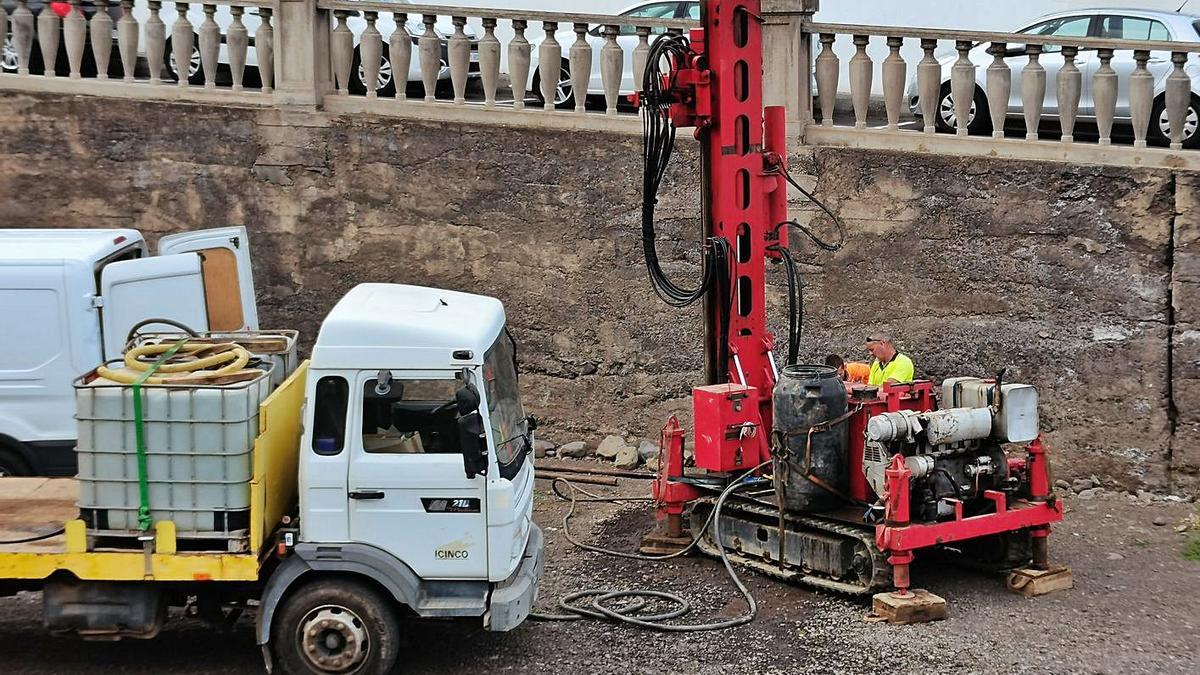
74;364;274;545
774;364;849;513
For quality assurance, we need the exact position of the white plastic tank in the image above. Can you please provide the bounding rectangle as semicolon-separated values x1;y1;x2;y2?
74;366;274;541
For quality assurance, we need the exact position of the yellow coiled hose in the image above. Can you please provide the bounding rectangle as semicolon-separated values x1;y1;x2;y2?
97;342;251;385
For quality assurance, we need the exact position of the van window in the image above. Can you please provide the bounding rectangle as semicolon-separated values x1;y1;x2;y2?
360;378;460;454
312;376;349;456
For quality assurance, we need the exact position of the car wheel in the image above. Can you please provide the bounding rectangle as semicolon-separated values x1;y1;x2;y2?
532;59;574;109
270;578;401;675
1150;94;1200;150
349;45;397;98
164;35;205;85
2;35;19;73
0;445;31;477
934;82;991;136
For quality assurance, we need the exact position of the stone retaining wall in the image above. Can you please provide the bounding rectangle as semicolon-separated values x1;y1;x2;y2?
0;92;1193;490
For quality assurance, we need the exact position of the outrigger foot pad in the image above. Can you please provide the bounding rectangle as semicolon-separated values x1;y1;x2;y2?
1006;565;1073;597
638;528;694;556
870;589;948;625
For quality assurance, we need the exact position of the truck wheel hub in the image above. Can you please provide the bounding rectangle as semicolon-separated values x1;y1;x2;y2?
298;605;369;673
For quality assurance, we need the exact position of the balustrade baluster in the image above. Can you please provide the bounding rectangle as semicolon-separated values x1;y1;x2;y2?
849;35;871;129
1130;49;1153;148
1058;46;1081;144
633;27;650;91
1094;49;1116;145
117;0;137;82
569;22;592;114
917;38;938;134
601;25;622;116
171;2;192;87
814;33;837;127
90;1;113;79
986;42;1009;139
419;14;438;102
227;6;247;90
388;12;412;101
37;1;61;78
146;0;166;83
539;20;561;111
12;0;33;76
509;19;531;109
1020;45;1046;141
330;10;353;95
882;36;904;131
1167;51;1190;150
449;16;469;105
479;17;500;106
256;7;273;92
950;40;974;137
360;11;382;98
198;4;218;88
63;0;85;79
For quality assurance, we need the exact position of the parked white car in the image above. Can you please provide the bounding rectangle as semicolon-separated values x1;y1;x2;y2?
529;0;698;107
909;8;1200;147
131;1;476;94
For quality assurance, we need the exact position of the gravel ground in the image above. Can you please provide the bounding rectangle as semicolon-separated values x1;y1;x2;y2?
1;466;1197;674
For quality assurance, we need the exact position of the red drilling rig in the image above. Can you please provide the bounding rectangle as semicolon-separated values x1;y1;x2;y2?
636;0;1071;619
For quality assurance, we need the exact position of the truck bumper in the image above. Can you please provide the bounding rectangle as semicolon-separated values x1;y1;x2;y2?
485;523;544;632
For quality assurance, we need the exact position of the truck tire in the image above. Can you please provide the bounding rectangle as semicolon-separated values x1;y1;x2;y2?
270;578;401;675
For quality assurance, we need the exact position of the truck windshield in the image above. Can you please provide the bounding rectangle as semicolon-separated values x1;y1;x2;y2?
483;331;526;467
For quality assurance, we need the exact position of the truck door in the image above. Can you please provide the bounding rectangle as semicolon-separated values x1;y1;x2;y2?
98;254;210;359
346;371;489;579
158;226;259;332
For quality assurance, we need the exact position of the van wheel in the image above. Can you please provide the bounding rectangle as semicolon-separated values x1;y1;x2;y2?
270;579;400;675
0;446;31;477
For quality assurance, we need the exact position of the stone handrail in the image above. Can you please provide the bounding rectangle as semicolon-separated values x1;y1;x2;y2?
803;19;1200;155
317;0;697;116
2;1;277;96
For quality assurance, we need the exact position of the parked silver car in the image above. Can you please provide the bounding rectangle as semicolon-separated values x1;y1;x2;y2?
908;9;1200;147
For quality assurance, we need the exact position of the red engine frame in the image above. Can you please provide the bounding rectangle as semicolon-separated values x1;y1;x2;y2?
646;0;1063;592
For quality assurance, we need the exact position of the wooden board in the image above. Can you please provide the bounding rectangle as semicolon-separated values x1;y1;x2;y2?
1007;566;1074;597
871;589;948;625
198;247;245;331
0;478;77;553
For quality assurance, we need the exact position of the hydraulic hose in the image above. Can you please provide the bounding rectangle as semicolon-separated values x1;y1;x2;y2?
97;342;251;385
531;461;772;632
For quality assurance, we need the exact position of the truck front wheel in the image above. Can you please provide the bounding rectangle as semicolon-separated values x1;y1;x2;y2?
270;578;401;675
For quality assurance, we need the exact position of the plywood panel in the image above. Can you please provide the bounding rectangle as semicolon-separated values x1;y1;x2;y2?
199;247;245;331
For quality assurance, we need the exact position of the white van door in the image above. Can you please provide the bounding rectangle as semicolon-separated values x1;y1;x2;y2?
158;226;259;332
98;254;210;360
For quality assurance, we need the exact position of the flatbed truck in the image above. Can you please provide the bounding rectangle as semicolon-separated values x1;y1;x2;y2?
0;283;544;675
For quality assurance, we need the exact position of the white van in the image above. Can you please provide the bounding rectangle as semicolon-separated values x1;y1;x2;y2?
0;226;257;476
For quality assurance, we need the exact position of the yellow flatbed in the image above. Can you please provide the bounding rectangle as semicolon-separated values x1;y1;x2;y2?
0;363;308;584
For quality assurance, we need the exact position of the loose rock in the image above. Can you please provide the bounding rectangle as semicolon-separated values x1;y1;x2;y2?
644;455;660;473
595;435;626;460
1152;516;1168;527
557;441;590;459
1055;479;1072;492
1077;487;1102;500
1072;478;1097;493
533;439;555;459
637;440;661;463
614;445;640;470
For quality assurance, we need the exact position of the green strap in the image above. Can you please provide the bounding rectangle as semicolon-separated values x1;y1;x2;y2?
131;338;190;532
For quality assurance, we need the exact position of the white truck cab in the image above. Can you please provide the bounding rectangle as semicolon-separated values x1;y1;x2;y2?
0;227;256;476
259;284;543;671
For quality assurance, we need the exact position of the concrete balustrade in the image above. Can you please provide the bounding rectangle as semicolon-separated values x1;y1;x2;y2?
2;0;276;98
803;20;1200;163
314;2;694;118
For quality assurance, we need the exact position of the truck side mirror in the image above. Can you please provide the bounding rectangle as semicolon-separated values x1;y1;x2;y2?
457;412;489;478
455;383;481;416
